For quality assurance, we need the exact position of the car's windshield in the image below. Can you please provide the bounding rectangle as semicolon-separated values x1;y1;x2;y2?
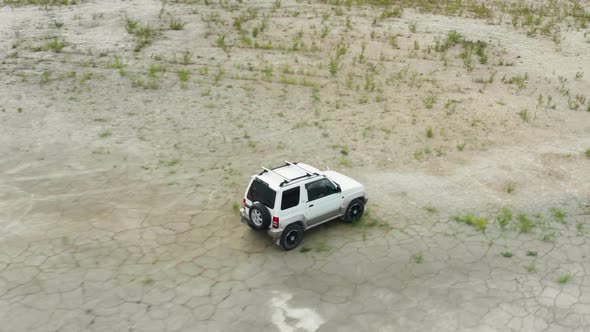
247;178;276;209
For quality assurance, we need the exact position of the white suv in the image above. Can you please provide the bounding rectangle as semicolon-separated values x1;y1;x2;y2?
240;161;368;250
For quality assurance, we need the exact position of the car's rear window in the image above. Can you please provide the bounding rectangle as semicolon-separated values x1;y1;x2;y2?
247;178;276;209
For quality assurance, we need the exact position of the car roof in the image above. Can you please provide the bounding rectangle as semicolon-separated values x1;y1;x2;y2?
255;162;323;190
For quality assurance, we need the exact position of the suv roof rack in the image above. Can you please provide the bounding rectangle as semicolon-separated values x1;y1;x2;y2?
259;161;321;187
285;160;318;176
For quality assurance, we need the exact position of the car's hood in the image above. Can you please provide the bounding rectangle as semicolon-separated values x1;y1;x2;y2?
324;170;364;194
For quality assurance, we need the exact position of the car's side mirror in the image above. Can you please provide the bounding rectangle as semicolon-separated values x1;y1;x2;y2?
336;185;341;193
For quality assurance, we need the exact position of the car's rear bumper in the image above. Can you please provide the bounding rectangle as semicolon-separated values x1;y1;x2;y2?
240;207;249;224
267;228;282;239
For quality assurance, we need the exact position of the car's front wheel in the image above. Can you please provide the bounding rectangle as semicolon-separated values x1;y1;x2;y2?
343;198;365;223
280;223;303;250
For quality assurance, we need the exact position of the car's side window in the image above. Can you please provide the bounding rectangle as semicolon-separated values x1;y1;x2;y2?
305;178;338;202
281;187;301;210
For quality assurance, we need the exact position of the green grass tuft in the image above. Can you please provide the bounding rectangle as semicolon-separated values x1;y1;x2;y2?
497;208;512;228
453;214;488;232
517;214;535;233
142;276;154;285
550;207;566;223
412;252;423;264
558;273;572;284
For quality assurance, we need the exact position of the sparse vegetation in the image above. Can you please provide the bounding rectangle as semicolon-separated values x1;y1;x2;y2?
453;214;488;232
169;16;186;30
503;73;528;90
423;205;438;214
517;214;535;233
518;109;529;122
505;182;516;194
550;207;566;223
423;95;437;109
126;21;157;52
45;36;65;52
159;159;180;167
558;273;572;284
99;130;112;138
142;276;154;285
525;262;536;273
501;251;512;258
412;252;423;264
497;208;512;228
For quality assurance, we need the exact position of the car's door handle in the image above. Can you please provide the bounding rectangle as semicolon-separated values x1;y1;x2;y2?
308;204;314;207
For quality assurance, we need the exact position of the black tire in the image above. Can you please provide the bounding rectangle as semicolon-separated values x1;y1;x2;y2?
343;198;365;223
280;223;303;251
248;202;271;230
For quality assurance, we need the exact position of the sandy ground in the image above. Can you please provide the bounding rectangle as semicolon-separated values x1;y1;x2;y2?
1;0;590;331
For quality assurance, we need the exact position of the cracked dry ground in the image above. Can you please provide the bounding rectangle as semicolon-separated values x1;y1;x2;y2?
1;1;590;332
1;134;589;332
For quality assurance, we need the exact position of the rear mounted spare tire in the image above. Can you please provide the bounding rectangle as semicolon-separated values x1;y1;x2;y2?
248;202;271;230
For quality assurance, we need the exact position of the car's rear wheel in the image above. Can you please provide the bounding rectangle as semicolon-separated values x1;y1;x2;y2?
280;223;303;250
248;202;271;230
343;198;365;223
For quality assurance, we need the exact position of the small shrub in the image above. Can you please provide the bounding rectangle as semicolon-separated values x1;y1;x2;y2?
423;95;437;109
526;250;537;256
178;70;190;83
558;273;572;284
124;16;139;33
99;130;112;138
501;251;512;258
216;35;227;49
497;208;512;228
456;143;465;151
133;24;157;51
329;57;339;76
550;208;566;223
181;50;192;65
159;159;180;167
475;42;487;64
437;30;463;51
505;182;516;193
453;214;488;232
425;128;433;138
518;109;529;122
517;214;535;233
586;149;590;157
525;263;536;273
339;157;352;167
412;252;423;264
45;37;65;52
148;64;164;78
232;202;240;213
423;205;438;214
381;7;402;19
502;73;528;90
142;276;154;285
169;16;186;30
